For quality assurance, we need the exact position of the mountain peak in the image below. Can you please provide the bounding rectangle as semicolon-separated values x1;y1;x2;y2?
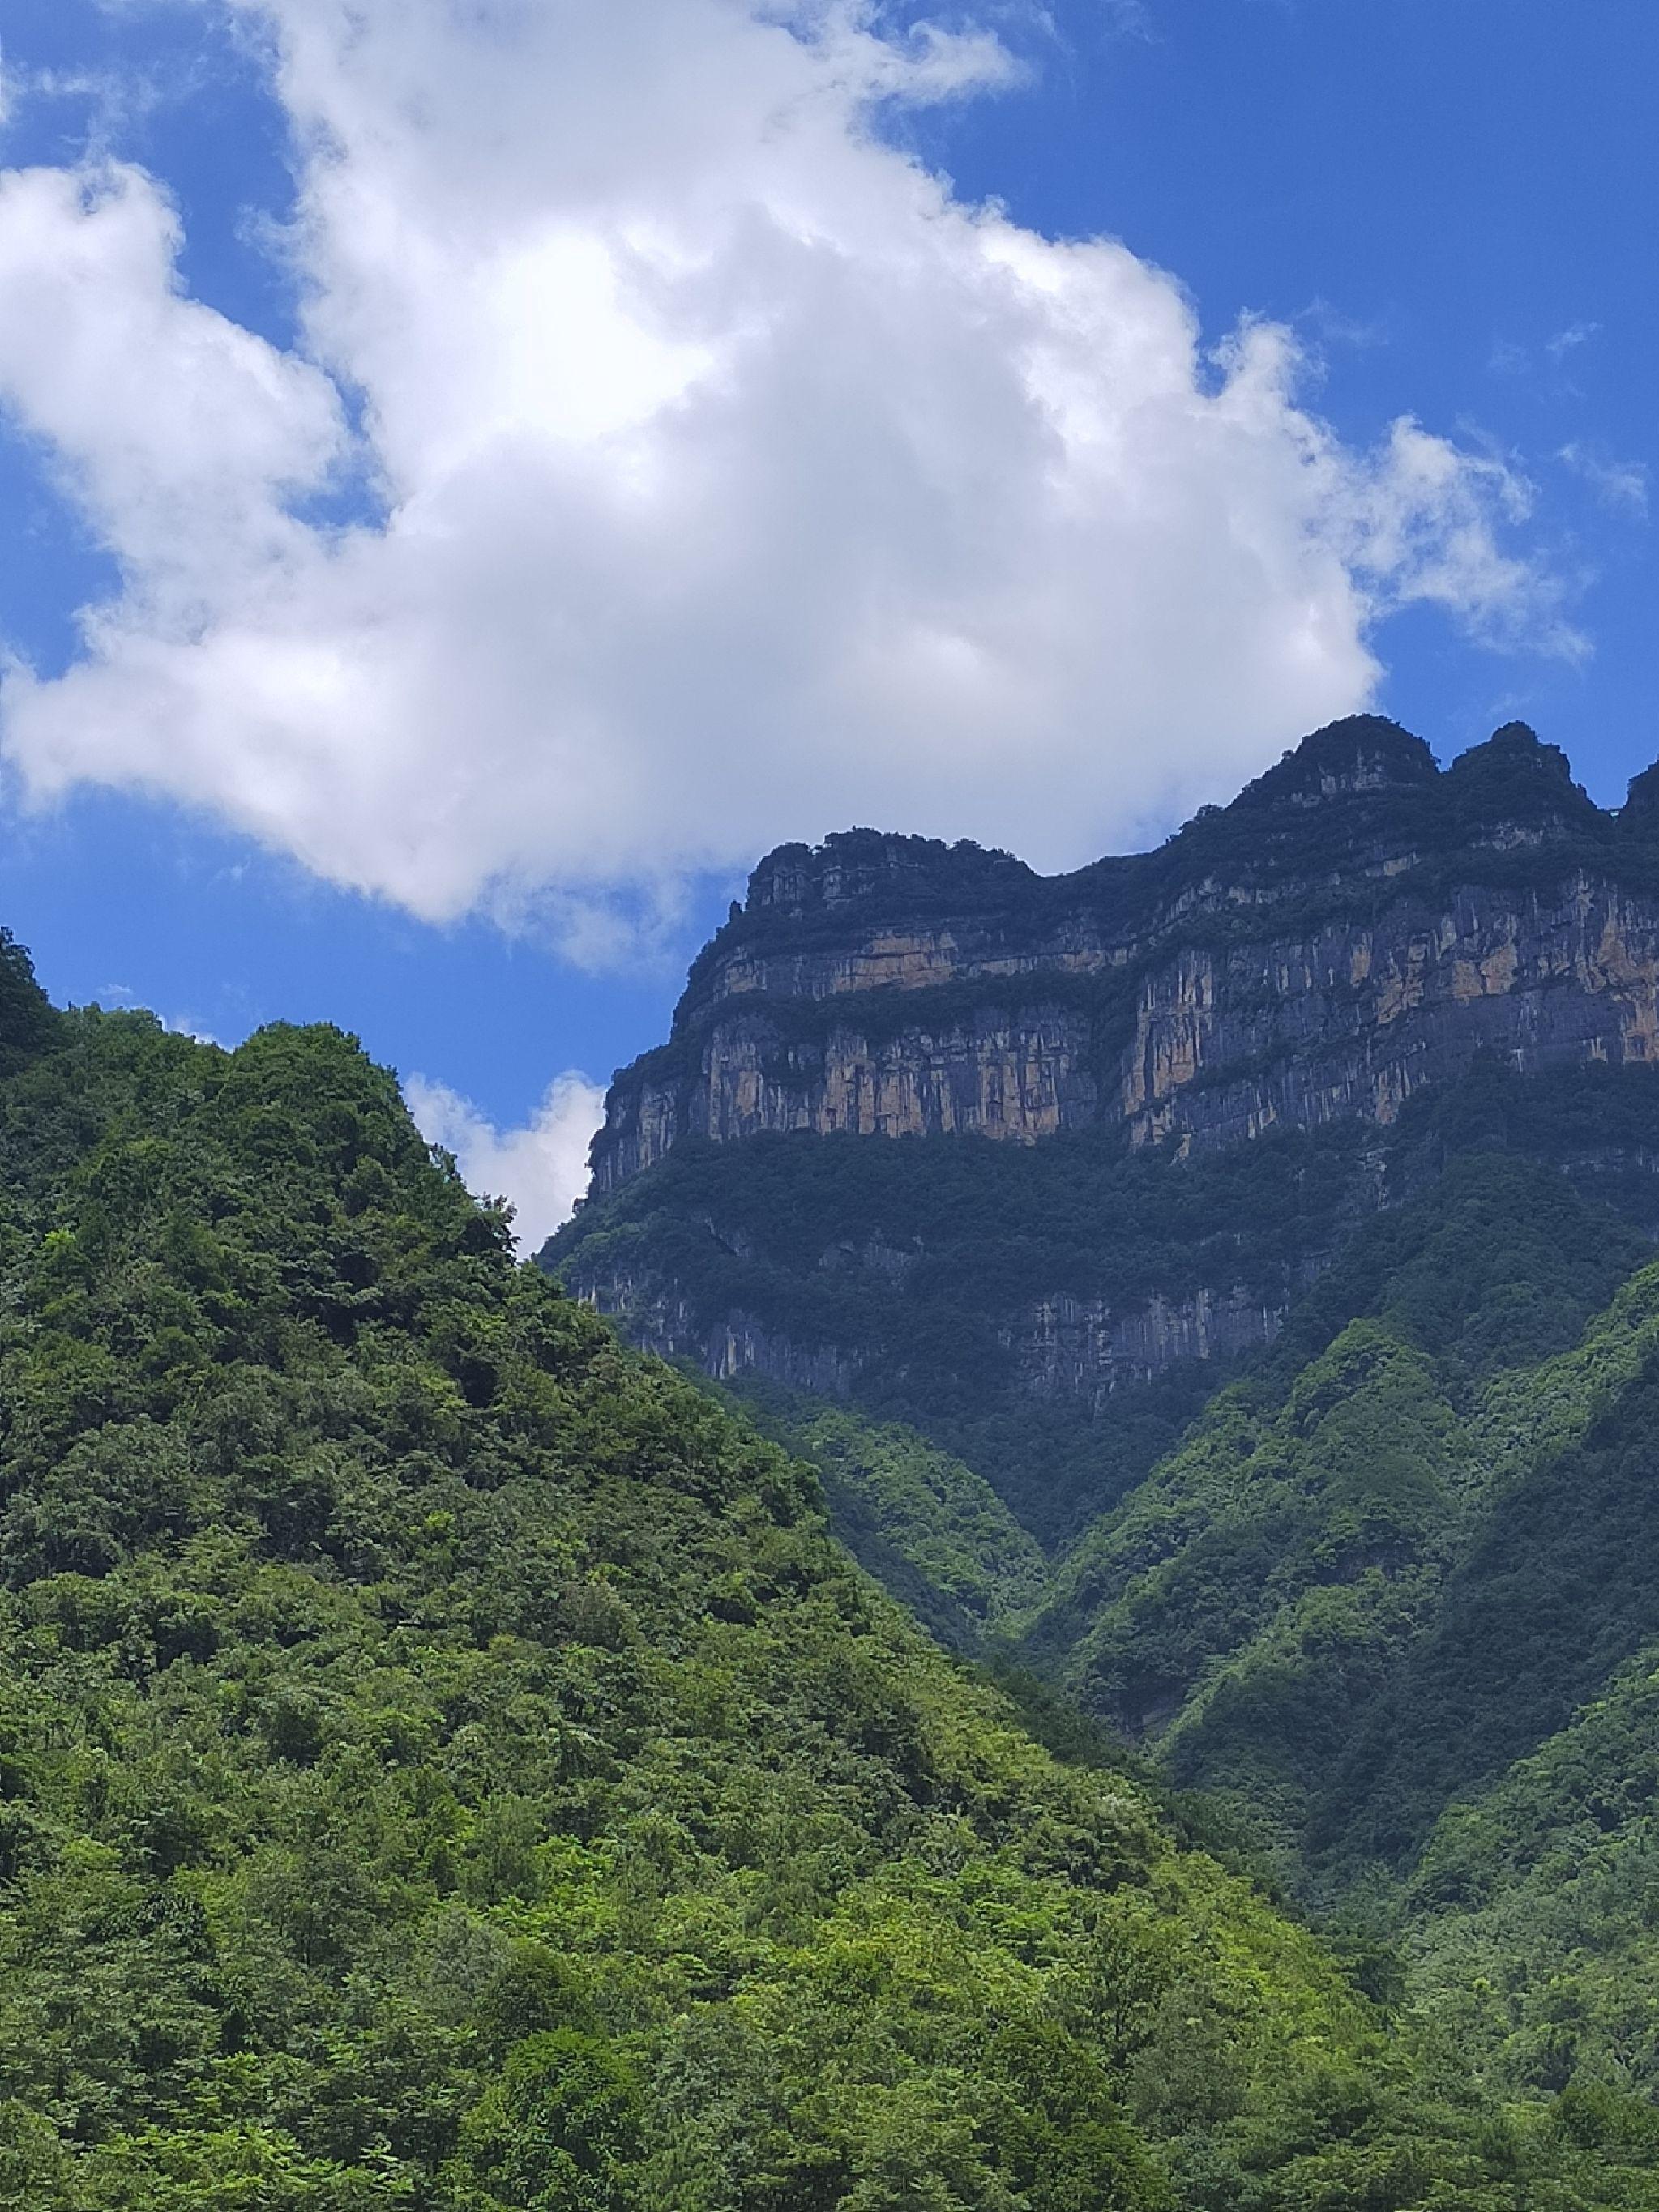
1622;755;1659;835
1231;715;1439;812
604;711;1656;1197
745;828;1029;914
1448;719;1580;784
1445;720;1601;836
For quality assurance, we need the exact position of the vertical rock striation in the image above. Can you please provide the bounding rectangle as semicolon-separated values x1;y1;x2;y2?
588;718;1659;1192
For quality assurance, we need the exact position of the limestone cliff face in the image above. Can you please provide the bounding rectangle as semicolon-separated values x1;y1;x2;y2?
593;1001;1100;1189
589;718;1659;1192
1118;878;1659;1151
577;1272;861;1398
579;1261;1290;1413
557;718;1659;1438
1004;1286;1296;1411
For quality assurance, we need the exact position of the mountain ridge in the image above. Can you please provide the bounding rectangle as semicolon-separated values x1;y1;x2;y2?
551;719;1659;1554
587;715;1659;1194
6;801;1659;2194
544;777;1659;2129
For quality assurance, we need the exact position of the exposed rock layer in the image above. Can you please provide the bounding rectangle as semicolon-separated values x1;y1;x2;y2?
590;718;1659;1190
557;719;1659;1437
1005;1286;1297;1412
580;1272;862;1399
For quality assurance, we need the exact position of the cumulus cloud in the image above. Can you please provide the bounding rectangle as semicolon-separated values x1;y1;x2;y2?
0;0;1567;946
404;1070;606;1250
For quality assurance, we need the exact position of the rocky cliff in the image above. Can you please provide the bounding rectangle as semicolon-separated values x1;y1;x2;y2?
550;717;1659;1539
588;716;1659;1192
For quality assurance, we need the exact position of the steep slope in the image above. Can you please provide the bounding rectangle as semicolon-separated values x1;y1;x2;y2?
726;1386;1049;1649
0;946;1625;2206
1021;1153;1654;1855
1316;1259;1659;1873
1007;1148;1659;2115
1405;1655;1659;2105
551;1110;1366;1543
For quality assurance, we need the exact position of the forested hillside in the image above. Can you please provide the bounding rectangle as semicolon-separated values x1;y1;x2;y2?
554;1039;1659;2109
1015;1154;1659;2108
552;1082;1659;2168
5;933;1641;2206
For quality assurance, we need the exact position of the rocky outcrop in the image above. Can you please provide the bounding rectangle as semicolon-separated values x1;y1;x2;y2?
573;1257;1293;1411
576;1273;861;1398
593;1001;1100;1187
589;719;1659;1192
1118;878;1659;1151
1005;1285;1295;1410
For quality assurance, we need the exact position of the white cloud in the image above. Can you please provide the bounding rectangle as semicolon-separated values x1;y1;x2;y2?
404;1070;606;1251
1546;320;1600;362
161;1010;221;1045
1344;417;1573;651
0;0;1566;948
1559;442;1648;520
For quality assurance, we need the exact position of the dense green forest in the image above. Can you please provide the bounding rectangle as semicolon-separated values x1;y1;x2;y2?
9;933;1651;2203
552;1043;1659;2157
726;1386;1048;1650
1024;1170;1659;2113
1028;1150;1653;1797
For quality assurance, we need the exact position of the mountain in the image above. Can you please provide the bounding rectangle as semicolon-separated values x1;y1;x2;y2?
549;715;1659;1544
586;715;1659;1190
546;715;1659;2136
9;930;1644;2206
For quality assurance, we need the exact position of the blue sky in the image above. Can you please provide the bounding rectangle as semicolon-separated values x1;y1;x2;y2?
0;1;1652;1232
